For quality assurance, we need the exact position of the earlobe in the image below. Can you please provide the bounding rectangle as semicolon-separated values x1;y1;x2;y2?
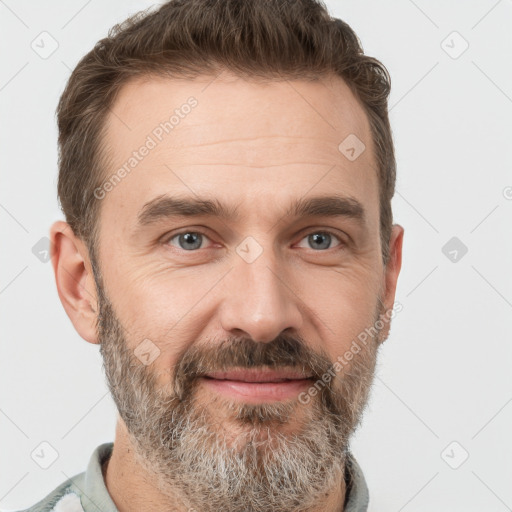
50;220;100;345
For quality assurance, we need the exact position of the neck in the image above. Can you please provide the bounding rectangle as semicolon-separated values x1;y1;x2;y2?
104;419;348;512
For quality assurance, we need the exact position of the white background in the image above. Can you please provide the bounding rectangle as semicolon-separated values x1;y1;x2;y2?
1;1;511;510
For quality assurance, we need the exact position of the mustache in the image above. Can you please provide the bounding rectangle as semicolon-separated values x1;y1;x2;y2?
172;335;334;400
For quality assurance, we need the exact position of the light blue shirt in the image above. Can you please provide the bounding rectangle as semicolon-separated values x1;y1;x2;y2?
18;442;369;511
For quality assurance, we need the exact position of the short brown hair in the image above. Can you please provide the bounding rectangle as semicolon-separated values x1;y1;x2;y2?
56;0;395;265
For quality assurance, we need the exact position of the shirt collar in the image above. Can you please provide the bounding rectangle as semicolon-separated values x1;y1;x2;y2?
343;451;370;511
72;442;118;512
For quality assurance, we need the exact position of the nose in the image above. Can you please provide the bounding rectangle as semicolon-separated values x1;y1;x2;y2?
218;249;303;343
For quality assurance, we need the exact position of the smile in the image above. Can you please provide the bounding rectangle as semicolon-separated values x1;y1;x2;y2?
200;369;314;402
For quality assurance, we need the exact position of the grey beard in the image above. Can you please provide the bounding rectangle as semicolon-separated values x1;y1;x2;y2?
94;268;380;512
130;393;349;512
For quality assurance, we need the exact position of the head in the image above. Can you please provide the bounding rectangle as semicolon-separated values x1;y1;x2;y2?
50;1;403;511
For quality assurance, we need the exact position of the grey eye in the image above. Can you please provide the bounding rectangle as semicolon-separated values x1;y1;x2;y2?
169;232;205;251
308;232;331;250
296;231;342;251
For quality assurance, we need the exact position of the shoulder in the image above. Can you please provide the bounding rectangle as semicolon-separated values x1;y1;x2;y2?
14;442;114;512
14;475;85;512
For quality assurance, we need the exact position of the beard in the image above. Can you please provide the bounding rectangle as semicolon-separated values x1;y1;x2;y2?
92;262;384;512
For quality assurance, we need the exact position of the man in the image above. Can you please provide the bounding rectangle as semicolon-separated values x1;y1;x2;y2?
21;0;403;510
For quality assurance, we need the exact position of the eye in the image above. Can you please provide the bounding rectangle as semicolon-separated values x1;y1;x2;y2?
163;229;345;254
166;231;211;251
296;230;343;251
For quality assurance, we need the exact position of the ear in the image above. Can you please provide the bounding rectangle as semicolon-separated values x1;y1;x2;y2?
50;220;99;344
379;224;404;342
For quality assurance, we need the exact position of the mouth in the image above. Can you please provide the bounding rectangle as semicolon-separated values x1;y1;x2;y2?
200;368;315;402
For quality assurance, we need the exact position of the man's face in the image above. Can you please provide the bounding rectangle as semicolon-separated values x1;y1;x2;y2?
88;71;399;511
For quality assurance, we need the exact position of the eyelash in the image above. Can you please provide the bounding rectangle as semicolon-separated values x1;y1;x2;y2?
163;229;346;252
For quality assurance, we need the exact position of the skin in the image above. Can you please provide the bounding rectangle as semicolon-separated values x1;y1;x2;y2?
50;70;403;511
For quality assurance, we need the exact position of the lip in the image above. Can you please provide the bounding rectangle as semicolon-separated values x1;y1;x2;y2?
200;368;314;402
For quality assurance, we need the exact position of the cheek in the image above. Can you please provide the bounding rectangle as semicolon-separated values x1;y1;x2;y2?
105;264;222;380
301;266;380;358
105;258;203;332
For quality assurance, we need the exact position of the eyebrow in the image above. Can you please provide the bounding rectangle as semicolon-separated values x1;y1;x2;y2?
136;193;366;227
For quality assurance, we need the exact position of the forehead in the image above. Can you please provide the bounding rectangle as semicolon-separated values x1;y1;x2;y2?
99;72;379;236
